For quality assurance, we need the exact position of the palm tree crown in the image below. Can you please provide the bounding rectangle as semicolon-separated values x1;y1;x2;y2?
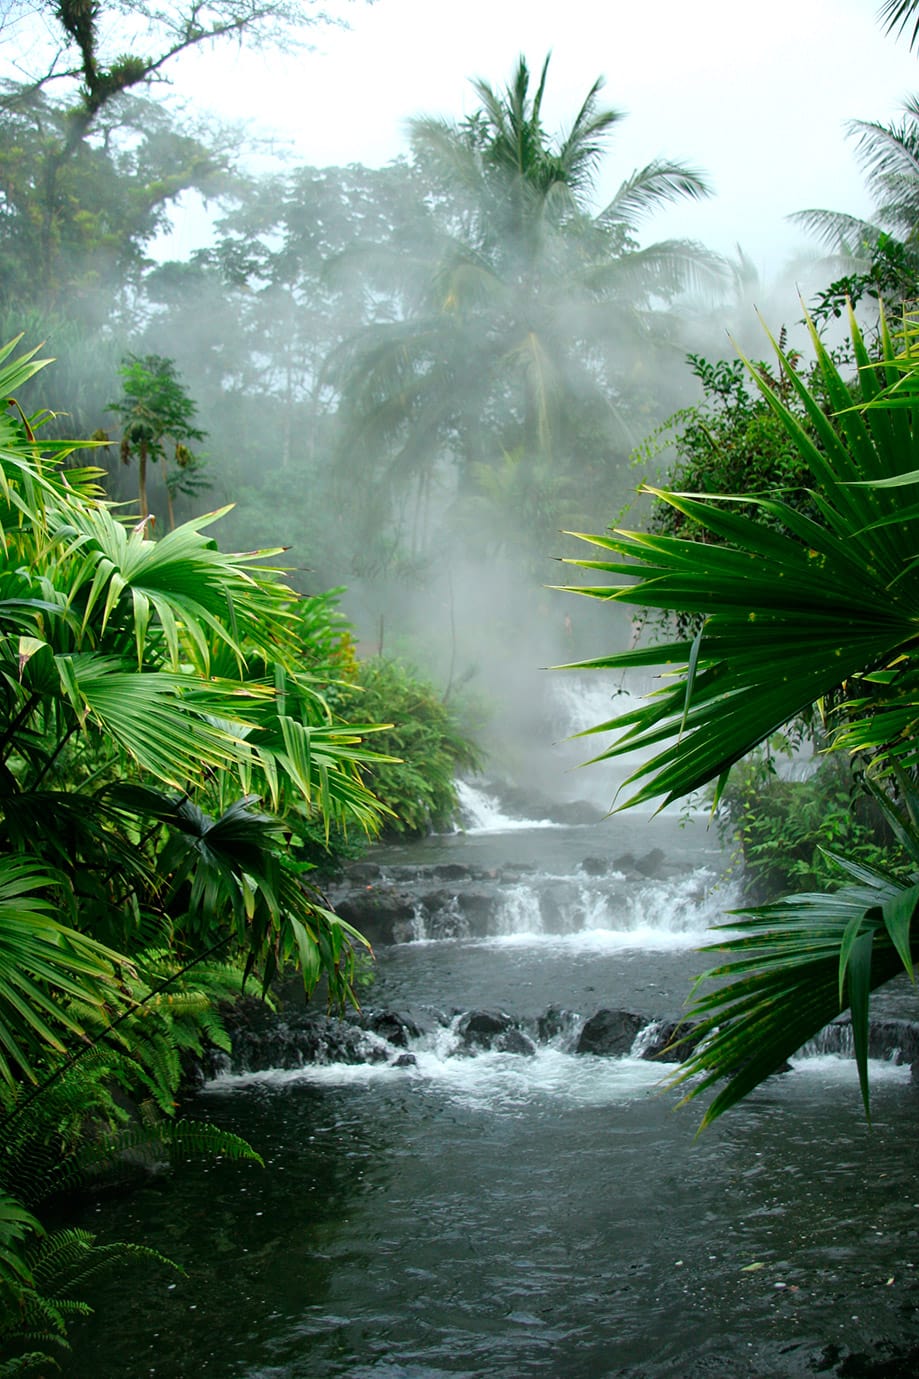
329;54;719;566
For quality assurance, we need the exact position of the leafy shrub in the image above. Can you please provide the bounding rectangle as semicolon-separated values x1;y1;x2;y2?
717;749;908;901
332;659;481;835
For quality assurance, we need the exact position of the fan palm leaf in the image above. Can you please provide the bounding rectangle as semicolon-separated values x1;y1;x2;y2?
560;306;919;810
673;857;917;1127
0;855;129;1086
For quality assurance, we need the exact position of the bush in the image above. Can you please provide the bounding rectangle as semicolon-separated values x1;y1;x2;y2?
717;750;907;901
333;659;481;835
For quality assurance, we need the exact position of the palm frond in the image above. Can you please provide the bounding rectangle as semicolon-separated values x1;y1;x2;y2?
880;0;919;48
600;160;713;231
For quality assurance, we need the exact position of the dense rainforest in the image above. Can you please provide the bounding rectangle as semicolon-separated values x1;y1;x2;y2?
4;0;919;1370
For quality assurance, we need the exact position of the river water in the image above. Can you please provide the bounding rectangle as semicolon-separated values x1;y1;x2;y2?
66;780;919;1379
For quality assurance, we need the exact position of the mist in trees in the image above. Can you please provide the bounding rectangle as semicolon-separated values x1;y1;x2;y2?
1;5;899;751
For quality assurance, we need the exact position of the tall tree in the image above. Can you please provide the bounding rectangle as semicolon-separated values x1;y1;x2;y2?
0;90;233;316
0;0;362;312
329;54;720;568
793;99;919;314
109;352;207;525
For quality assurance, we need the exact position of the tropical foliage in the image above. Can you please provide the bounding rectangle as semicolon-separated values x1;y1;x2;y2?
716;749;905;901
560;305;919;1125
0;336;390;1365
880;0;919;51
330;658;482;835
109;353;208;527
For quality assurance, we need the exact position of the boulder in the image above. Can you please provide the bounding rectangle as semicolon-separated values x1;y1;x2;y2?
454;1008;533;1055
634;848;666;879
635;1019;703;1062
332;886;416;945
229;1012;386;1071
359;1009;422;1048
432;863;474;881
576;1008;646;1057
494;1028;537;1057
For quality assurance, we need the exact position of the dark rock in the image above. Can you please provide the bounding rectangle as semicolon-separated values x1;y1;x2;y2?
494;1028;536;1056
455;1008;517;1053
613;852;636;872
457;1008;514;1039
580;856;609;876
392;1053;417;1069
343;862;385;884
636;1019;703;1062
497;862;538;880
229;1012;380;1072
819;1015;919;1064
359;1009;422;1048
418;887;496;939
332;886;417;945
433;863;473;881
576;1008;646;1057
634;848;666;879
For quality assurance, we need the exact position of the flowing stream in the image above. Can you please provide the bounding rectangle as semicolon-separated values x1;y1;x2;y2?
66;684;919;1378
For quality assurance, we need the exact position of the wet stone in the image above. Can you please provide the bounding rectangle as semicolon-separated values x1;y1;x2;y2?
634;847;666;879
576;1008;646;1057
357;1009;422;1048
494;1028;537;1057
455;1008;518;1053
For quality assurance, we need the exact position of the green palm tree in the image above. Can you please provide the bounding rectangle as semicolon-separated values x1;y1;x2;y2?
329;54;719;563
0;335;389;1081
793;99;919;314
561;305;919;1125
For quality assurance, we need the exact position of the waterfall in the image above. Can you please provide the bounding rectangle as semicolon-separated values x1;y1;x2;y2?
454;779;558;832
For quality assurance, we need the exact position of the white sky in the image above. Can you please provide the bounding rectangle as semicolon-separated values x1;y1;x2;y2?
6;0;919;280
158;0;919;280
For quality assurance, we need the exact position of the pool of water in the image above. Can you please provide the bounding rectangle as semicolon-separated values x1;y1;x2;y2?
65;813;919;1378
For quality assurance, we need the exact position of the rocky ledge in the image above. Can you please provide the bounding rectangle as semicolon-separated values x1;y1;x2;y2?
197;1000;919;1083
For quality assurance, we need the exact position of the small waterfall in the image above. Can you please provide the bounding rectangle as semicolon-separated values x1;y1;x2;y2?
332;844;735;950
494;882;544;935
409;894;468;941
455;779;557;832
545;673;691;814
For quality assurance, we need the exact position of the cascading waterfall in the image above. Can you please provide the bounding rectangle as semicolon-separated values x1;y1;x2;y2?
454;779;558;832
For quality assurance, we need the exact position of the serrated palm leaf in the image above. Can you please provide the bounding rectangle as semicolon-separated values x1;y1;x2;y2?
565;308;919;1124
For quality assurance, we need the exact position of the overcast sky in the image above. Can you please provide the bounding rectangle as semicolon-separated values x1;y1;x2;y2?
8;0;919;281
159;0;919;280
